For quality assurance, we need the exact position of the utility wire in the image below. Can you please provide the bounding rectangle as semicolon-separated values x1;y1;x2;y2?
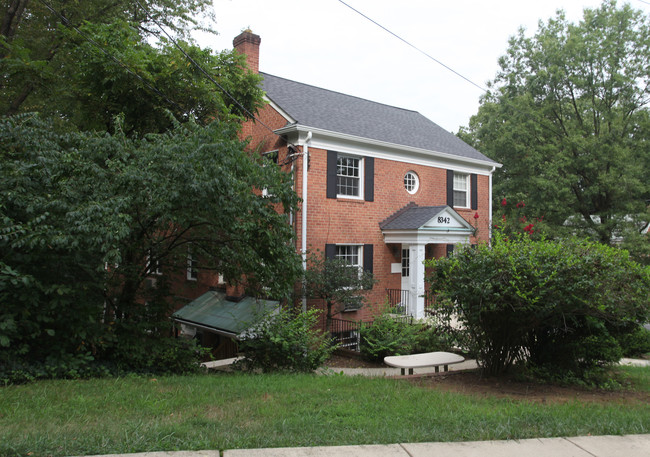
37;0;186;114
337;0;489;94
133;0;284;141
336;0;568;140
134;0;303;164
39;0;301;165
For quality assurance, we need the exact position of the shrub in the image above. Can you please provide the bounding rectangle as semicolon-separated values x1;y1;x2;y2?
618;326;650;357
426;233;650;382
360;314;419;362
235;309;336;373
412;323;454;354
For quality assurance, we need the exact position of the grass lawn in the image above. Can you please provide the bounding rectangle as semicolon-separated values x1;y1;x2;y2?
1;367;649;457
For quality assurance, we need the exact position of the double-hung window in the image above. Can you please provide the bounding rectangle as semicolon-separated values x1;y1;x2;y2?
453;173;470;208
146;250;162;276
335;245;362;273
186;247;198;281
335;244;363;311
327;151;373;201
337;155;363;198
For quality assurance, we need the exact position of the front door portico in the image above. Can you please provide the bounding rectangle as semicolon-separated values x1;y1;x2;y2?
380;204;475;319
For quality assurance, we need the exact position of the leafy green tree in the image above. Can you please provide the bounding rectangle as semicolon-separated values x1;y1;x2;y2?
1;1;263;134
1;0;219;120
426;233;650;383
304;252;376;332
460;1;650;257
0;114;301;380
52;20;263;134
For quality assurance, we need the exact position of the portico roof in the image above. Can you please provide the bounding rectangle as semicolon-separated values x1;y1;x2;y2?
380;203;475;244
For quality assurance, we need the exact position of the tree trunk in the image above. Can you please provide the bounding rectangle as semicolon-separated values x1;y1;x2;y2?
326;300;333;333
1;0;29;44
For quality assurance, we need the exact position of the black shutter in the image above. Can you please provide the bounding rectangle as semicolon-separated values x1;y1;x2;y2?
446;169;454;206
326;151;338;199
363;244;373;290
446;244;454;257
325;244;336;260
471;173;478;210
363;244;373;274
364;157;374;202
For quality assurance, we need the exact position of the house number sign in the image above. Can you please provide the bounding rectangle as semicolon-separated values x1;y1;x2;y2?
437;216;451;224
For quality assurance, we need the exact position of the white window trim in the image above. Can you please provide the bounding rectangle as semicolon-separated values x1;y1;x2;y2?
146;251;162;276
336;155;364;200
401;248;410;277
335;244;364;311
186;248;198;281
335;243;364;277
453;172;470;208
404;171;419;195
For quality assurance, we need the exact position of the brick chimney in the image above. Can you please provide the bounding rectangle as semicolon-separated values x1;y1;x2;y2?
225;282;246;302
233;29;261;74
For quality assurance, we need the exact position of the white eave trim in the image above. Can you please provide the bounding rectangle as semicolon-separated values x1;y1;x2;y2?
274;124;502;174
263;95;296;124
382;229;473;245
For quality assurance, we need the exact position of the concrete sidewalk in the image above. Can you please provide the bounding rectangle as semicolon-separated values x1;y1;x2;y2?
224;435;650;456
80;434;650;457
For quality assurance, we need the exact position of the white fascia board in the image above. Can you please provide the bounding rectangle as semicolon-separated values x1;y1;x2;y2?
382;230;473;245
263;95;296;124
274;124;501;175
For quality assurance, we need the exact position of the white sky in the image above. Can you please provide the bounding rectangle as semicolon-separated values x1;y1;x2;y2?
196;0;649;133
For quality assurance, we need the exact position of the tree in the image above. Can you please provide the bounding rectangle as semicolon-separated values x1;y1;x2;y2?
0;114;302;380
1;0;219;119
460;1;650;257
1;2;264;134
304;252;375;332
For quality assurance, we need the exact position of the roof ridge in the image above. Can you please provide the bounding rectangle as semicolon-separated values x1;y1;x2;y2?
379;202;418;229
260;72;421;115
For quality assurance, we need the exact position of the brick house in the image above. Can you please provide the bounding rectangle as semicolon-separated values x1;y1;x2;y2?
232;30;501;322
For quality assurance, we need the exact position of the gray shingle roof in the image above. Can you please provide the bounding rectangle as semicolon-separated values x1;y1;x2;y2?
261;72;495;164
379;204;448;230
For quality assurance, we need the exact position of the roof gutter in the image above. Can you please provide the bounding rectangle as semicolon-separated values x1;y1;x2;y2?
172;317;240;340
274;124;502;170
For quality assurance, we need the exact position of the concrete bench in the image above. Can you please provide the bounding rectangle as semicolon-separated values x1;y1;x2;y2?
384;351;465;375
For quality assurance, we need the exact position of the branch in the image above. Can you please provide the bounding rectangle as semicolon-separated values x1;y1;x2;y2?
0;0;29;44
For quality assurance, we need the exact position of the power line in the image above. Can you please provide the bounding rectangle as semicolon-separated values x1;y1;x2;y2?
336;0;488;94
133;0;284;141
38;0;301;163
37;0;185;114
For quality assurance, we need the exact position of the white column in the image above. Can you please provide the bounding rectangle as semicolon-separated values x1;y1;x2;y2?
408;244;426;319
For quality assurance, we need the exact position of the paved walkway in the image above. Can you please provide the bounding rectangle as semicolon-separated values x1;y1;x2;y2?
81;434;650;457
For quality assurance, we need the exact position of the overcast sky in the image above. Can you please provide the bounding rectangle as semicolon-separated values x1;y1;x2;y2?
196;0;649;133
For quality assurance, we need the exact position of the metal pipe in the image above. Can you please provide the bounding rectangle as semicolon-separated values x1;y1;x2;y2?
301;131;312;313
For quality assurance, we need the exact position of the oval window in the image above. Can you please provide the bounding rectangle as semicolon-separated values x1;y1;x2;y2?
404;171;419;194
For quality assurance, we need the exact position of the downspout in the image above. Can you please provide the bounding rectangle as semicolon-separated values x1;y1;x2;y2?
301;131;312;313
489;166;495;245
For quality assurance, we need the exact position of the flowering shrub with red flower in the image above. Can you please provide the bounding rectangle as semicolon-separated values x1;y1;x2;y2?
493;197;546;239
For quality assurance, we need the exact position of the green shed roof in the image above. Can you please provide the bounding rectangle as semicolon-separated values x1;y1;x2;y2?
171;291;279;339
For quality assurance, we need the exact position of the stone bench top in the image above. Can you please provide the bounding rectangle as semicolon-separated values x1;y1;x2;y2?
384;351;465;369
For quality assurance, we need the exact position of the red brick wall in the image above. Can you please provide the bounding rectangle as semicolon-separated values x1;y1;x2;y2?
290;140;492;321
